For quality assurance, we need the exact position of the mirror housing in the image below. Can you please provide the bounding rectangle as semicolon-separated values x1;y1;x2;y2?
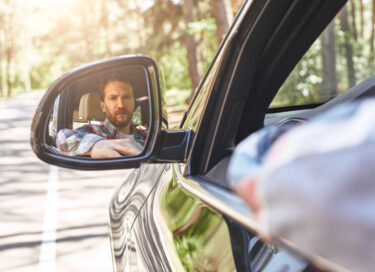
30;55;192;170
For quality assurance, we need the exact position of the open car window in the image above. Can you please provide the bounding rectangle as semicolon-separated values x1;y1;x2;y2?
270;1;374;109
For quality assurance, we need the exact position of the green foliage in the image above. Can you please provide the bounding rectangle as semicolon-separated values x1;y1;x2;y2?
9;0;375;110
154;44;192;91
187;17;216;35
273;40;322;107
0;0;225;100
272;1;375;108
165;89;191;109
197;18;220;75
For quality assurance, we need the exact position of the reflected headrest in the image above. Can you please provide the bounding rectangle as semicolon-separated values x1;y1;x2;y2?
78;92;106;121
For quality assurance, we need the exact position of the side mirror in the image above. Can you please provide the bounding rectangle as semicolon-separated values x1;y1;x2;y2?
30;55;192;170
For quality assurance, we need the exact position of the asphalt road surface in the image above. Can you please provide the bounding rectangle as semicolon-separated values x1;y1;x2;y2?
0;91;132;272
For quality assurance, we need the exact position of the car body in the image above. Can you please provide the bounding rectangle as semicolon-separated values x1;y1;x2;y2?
31;0;375;271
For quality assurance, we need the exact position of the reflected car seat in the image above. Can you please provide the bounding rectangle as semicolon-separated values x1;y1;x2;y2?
78;92;106;122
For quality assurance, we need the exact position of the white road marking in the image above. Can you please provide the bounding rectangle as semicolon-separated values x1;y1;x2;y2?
38;165;59;272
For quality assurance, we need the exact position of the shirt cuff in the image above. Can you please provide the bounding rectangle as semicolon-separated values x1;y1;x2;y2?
76;134;103;155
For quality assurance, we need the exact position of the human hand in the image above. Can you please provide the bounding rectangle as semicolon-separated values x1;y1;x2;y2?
235;177;271;243
89;139;141;158
236;177;261;214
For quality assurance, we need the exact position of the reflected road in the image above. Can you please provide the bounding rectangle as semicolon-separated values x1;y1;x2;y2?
0;91;130;272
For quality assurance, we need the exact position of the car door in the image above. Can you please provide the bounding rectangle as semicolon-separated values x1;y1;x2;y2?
109;0;349;271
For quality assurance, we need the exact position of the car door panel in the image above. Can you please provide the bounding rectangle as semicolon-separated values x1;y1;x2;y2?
177;165;312;272
130;163;238;271
125;162;310;271
109;163;167;271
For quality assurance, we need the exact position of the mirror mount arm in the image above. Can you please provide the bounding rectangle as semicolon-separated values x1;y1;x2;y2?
154;130;194;163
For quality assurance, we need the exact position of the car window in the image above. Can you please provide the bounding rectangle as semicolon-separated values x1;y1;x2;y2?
270;1;373;108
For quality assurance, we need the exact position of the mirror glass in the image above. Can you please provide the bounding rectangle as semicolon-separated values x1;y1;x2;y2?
46;65;151;159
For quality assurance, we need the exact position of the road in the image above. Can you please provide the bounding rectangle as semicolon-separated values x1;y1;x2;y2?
0;91;131;272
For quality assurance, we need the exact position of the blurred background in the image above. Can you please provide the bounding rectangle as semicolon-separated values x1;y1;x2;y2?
0;0;374;109
0;0;244;110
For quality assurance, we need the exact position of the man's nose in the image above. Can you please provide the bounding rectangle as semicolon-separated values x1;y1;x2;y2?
116;98;125;108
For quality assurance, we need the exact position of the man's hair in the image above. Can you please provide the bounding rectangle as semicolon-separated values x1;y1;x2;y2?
99;73;134;101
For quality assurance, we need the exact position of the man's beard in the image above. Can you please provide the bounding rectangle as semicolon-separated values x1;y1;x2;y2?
107;110;133;129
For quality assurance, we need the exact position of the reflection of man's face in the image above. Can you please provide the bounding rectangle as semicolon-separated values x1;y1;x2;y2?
100;80;135;133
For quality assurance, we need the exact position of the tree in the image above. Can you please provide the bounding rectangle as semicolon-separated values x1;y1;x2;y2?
349;0;358;40
210;0;231;44
3;0;16;97
359;0;365;39
371;0;375;59
321;21;337;100
0;4;3;97
229;0;243;17
100;0;112;57
340;5;356;88
183;0;200;98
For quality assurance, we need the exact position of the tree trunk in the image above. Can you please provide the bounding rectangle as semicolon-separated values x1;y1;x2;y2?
210;0;232;44
350;0;358;40
340;5;356;88
229;0;243;17
100;0;112;57
183;0;200;102
6;54;12;97
23;63;31;93
321;21;337;100
4;0;15;97
359;0;364;39
80;0;95;61
371;0;375;59
0;26;3;97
